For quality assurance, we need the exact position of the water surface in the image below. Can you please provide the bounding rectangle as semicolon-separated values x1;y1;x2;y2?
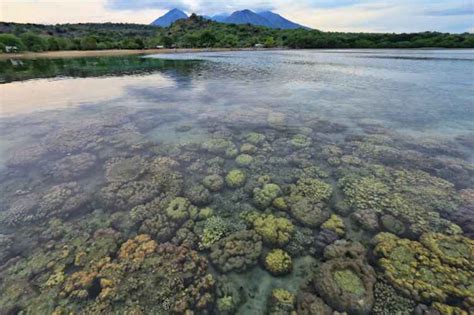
0;50;473;314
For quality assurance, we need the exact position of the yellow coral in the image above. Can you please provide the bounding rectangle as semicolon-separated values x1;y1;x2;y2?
432;302;468;315
271;288;295;305
264;249;292;275
118;234;157;264
253;214;294;246
321;214;345;236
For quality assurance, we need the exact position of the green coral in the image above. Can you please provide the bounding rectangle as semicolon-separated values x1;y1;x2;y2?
253;183;282;209
291;134;311;148
251;214;294;246
245;132;266;145
165;197;194;222
290;177;333;204
202;174;224;192
225;169;247;188
235;154;254;167
202;138;236;155
264;249;293;276
333;269;365;295
200;216;230;249
273;197;289;211
321;214;345;236
217;295;235;312
373;232;474;309
432;302;469;315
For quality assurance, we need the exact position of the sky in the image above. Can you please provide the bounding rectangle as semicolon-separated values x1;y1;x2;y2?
1;0;473;33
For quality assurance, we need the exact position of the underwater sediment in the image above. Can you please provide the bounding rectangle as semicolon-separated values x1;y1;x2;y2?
0;103;472;315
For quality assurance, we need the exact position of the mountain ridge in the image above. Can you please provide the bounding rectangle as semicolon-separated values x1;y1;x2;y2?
151;8;309;29
151;8;188;27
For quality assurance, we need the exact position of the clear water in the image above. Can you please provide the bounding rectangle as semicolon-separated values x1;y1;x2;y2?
0;50;473;314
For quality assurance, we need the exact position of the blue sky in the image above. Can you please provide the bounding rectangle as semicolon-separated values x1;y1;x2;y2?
1;0;473;32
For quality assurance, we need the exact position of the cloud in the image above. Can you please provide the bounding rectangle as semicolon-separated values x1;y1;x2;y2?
106;0;189;11
425;5;474;16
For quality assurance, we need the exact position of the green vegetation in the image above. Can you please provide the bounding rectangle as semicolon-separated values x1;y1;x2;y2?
1;14;473;52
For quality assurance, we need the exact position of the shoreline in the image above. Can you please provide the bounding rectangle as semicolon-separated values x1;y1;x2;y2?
0;47;470;60
0;48;277;60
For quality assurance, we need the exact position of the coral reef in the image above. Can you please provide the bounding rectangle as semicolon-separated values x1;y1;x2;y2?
289;178;333;204
268;288;296;314
249;214;294;246
202;174;225;192
314;228;340;255
321;214;345;236
235;154;254;167
290;198;330;228
209;230;262;273
264;249;293;276
373;277;416;315
98;180;159;210
43;153;97;181
165;197;196;223
253;183;282;209
245;132;266;145
296;291;333;315
225;169;247;188
340;166;462;236
314;257;376;315
200;216;231;249
104;156;147;183
309;240;376;314
185;184;213;206
291;134;311;148
373;232;474;310
351;209;380;232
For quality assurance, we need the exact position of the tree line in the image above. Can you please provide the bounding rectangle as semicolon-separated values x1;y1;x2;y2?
0;14;473;52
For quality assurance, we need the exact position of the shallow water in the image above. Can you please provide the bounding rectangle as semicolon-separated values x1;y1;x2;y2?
0;50;473;314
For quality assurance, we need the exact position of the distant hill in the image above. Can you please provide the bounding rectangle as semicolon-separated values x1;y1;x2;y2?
153;9;308;29
211;13;230;23
151;8;188;27
257;11;307;29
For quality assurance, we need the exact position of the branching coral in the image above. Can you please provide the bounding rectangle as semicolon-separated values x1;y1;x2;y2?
289;178;333;204
200;216;231;249
373;277;416;315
